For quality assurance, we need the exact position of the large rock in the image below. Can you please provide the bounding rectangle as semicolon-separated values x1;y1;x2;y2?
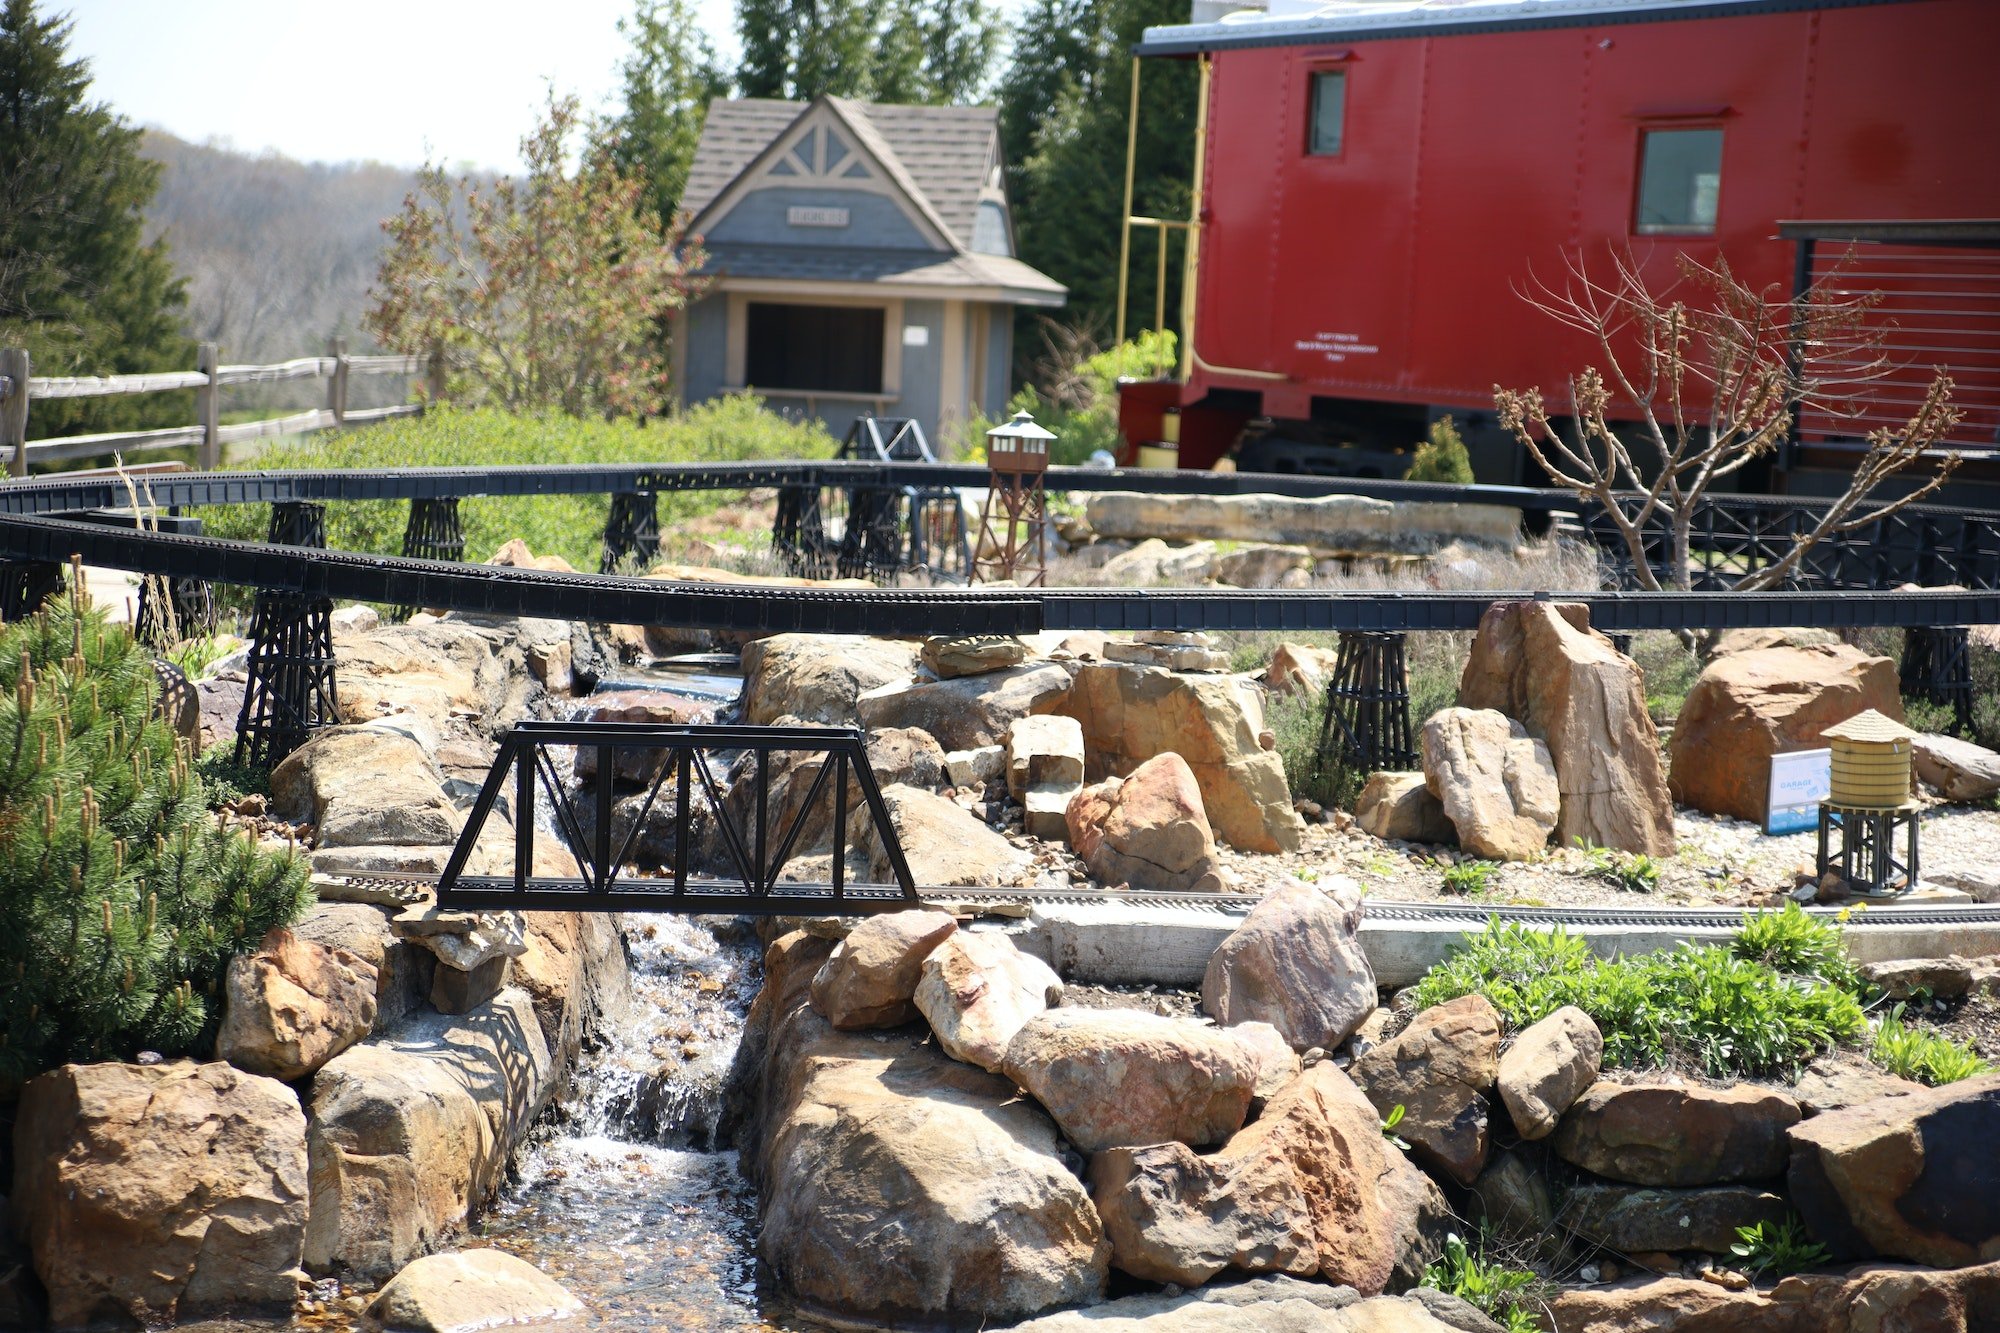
11;1061;309;1326
1005;1279;1492;1332
1216;543;1314;588
571;688;713;783
1913;732;2000;803
270;724;459;847
1000;1008;1261;1152
511;911;628;1081
1552;1082;1801;1187
1203;880;1376;1052
1544;1276;1778;1332
368;1249;582;1332
290;900;435;1034
757;1020;1109;1325
1469;1150;1553;1242
303;988;553;1278
1060;661;1303;854
861;784;1039;888
1084;491;1521;553
1264;643;1340;700
922;634;1027;679
857;663;1072;752
1495;1005;1602;1141
1007;714;1087;803
740;634;919;728
1067;753;1225;893
1353;772;1457;845
1349;995;1500;1186
1420;708;1560;861
1787;1071;2000;1265
1549;1262;2000;1333
914;929;1064;1070
809;909;959;1029
1457;601;1674;856
1561;1182;1790;1254
1791;1054;1925;1117
216;927;379;1081
1099;538;1218;585
1668;643;1904;821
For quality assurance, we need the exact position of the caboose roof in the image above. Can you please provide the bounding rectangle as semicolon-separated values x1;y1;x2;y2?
1138;0;1914;57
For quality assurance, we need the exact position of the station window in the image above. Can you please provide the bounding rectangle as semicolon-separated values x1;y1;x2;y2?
1308;70;1346;156
745;303;885;393
1635;128;1723;233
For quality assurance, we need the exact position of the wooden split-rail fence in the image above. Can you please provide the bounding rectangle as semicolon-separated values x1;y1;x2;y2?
0;340;441;477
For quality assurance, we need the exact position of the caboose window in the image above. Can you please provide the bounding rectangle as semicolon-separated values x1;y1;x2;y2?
1308;71;1346;156
1635;128;1723;233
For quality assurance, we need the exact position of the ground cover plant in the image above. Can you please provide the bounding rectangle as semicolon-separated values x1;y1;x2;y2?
0;585;311;1089
210;399;832;574
1870;1003;1993;1086
1411;918;1865;1077
1421;1230;1544;1333
1730;1217;1829;1278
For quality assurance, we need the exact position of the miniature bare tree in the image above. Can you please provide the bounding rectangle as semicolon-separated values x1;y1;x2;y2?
1494;251;1962;592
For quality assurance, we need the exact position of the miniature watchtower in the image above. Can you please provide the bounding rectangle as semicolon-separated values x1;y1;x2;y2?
1815;709;1921;897
972;410;1055;587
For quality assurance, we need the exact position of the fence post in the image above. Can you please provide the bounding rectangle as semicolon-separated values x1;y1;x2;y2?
327;337;349;425
196;342;220;469
1;348;27;478
425;343;446;406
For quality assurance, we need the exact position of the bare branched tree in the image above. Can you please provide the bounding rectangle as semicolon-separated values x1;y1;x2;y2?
1494;251;1962;591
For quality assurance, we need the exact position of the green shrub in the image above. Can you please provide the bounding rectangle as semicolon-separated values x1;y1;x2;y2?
1870;1003;1993;1085
1405;416;1475;486
1266;688;1360;811
957;328;1178;467
1411;919;1865;1078
1732;902;1861;991
1730;1217;1829;1277
1422;1231;1543;1333
211;398;833;573
1441;861;1499;896
0;589;311;1087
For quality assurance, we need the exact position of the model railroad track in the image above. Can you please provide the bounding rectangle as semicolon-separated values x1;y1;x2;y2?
316;872;2000;928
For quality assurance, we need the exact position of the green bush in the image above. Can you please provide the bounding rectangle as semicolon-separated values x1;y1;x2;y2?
1732;901;1861;992
1870;1003;1993;1085
1411;919;1866;1078
211;397;834;573
0;590;311;1088
1730;1217;1829;1277
1422;1231;1543;1333
1441;861;1498;896
1405;416;1475;486
958;328;1178;468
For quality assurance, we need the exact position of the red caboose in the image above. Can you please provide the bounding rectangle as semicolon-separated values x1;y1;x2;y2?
1119;0;2000;497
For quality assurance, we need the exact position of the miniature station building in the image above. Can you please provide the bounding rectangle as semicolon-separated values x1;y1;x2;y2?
674;95;1067;448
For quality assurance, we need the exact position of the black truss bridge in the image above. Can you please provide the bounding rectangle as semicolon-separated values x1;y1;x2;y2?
435;721;921;915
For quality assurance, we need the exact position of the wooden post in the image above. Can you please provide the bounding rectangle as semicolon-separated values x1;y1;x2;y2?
327;337;349;425
425;343;447;405
0;348;28;478
195;342;221;469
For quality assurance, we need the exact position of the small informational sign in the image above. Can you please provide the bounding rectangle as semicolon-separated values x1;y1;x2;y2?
1767;748;1832;835
787;206;850;228
902;325;930;347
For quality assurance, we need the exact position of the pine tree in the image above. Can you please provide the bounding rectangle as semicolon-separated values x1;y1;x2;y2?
0;0;191;439
0;580;311;1089
603;0;731;227
1405;416;1475;485
734;0;999;104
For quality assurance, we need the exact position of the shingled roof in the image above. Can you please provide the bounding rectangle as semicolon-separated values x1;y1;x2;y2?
682;97;1004;253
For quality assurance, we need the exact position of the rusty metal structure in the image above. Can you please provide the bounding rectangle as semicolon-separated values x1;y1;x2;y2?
971;411;1055;587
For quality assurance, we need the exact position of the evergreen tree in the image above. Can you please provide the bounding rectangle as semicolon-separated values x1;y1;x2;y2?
0;582;311;1088
1405;416;1476;485
735;0;999;104
1006;0;1196;340
0;0;191;439
602;0;731;227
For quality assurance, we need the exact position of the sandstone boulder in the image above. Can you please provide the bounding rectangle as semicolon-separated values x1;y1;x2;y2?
1495;1005;1603;1141
290;900;435;1034
1083;491;1521;554
1420;708;1559;862
271;724;458;848
1787;1071;2000;1265
1458;600;1674;856
861;784;1039;888
1005;1280;1490;1332
216;927;379;1081
1067;753;1225;893
1561;1182;1790;1254
571;689;713;783
1469;1150;1553;1242
369;1249;582;1332
12;1061;309;1326
914;930;1064;1070
922;634;1027;678
1060;661;1303;853
1001;1008;1260;1152
1550;1262;2000;1333
487;538;577;573
1552;1082;1801;1187
1668;643;1903;821
857;663;1072;752
1791;1054;1925;1117
1264;643;1340;699
1912;733;2000;802
1350;995;1500;1186
758;1021;1109;1324
1099;538;1218;585
1859;954;1977;1000
809;909;959;1029
1007;714;1086;802
1545;1277;1778;1332
1234;1020;1303;1108
1216;543;1314;588
1353;771;1457;845
740;634;919;728
1203;880;1375;1052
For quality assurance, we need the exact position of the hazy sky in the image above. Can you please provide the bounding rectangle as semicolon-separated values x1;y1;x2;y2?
64;0;748;173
